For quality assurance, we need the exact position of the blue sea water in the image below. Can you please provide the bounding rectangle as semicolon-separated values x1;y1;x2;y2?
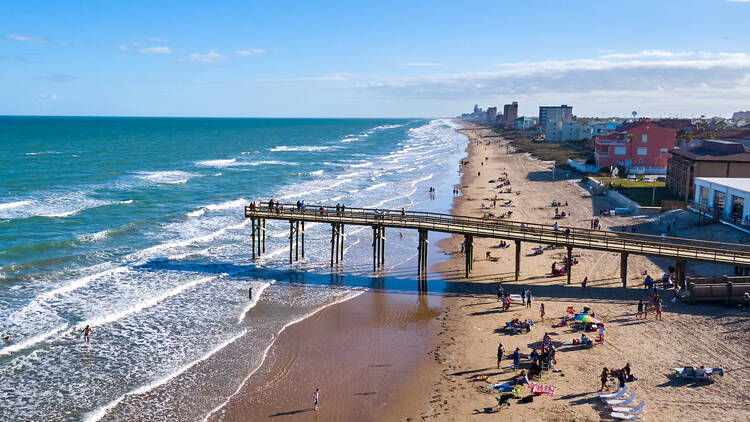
0;117;467;421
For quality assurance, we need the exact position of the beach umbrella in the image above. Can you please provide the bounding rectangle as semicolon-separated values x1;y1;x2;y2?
573;314;601;324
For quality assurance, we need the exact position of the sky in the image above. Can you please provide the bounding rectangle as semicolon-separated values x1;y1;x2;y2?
2;0;750;118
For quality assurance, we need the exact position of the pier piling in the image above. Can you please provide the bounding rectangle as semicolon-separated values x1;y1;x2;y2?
620;253;628;287
514;240;521;281
566;246;572;284
251;218;256;261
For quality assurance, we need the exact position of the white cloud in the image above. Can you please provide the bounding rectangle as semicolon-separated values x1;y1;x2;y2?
357;50;750;116
6;34;48;43
138;46;172;54
235;49;265;56
184;50;227;62
33;93;57;100
402;62;443;67
119;45;129;51
726;0;750;3
601;49;694;59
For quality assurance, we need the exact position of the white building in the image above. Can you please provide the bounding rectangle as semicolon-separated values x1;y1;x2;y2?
694;177;750;226
545;120;591;141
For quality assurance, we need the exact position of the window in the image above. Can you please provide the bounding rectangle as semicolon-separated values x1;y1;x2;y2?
660;148;668;154
638;159;643;163
637;147;647;155
614;146;626;155
642;134;648;142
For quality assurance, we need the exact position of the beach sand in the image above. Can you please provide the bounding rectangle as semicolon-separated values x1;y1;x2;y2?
218;123;750;421
383;124;750;421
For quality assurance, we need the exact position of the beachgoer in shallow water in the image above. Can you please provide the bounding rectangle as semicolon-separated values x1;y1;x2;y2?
82;325;93;343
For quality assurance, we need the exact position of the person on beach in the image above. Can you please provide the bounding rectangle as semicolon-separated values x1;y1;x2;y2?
637;300;643;318
617;369;626;390
600;367;609;391
313;388;319;411
82;325;93;343
581;276;588;292
598;323;605;343
497;284;504;302
526;291;532;309
513;347;520;371
655;299;663;320
540;303;545;321
521;289;526;306
497;343;504;368
248;286;253;300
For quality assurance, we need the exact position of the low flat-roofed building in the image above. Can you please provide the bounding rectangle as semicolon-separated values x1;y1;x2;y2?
694;177;750;228
667;140;750;202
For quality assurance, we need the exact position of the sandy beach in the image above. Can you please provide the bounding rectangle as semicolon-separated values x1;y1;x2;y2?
383;123;750;421
218;122;750;421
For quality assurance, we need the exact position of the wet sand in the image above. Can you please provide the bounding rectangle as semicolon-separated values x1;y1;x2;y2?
213;289;443;421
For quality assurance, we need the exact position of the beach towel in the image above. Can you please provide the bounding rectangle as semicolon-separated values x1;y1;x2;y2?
531;384;556;396
488;382;513;392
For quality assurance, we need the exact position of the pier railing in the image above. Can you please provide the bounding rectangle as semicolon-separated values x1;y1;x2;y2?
245;203;750;266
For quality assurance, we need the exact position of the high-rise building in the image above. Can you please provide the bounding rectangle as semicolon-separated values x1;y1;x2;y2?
539;105;573;131
503;102;518;127
487;107;497;123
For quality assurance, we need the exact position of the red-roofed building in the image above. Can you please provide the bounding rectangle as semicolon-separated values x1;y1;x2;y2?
594;120;677;174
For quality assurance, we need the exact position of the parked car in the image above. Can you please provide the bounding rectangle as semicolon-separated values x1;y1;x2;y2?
627;175;637;181
643;177;653;182
656;176;666;182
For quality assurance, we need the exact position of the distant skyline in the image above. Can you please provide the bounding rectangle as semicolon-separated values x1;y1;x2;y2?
2;0;750;118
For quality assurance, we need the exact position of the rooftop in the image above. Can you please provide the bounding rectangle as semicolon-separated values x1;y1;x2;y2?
671;139;750;162
695;177;750;192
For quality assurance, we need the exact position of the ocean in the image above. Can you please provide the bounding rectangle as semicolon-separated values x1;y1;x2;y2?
0;117;467;421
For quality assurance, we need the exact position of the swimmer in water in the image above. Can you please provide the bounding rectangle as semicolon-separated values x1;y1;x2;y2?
82;325;93;343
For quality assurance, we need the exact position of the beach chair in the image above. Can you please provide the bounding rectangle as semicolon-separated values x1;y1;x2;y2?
599;386;627;401
708;368;724;378
566;306;575;317
611;407;644;420
611;400;645;414
605;390;635;406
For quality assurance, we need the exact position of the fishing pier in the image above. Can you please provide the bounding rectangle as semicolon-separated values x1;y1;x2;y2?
245;204;750;287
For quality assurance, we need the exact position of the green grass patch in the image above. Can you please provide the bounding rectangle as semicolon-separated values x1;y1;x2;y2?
595;177;680;207
494;128;594;169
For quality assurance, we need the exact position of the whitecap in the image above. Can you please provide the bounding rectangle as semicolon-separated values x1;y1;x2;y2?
135;171;198;185
0;200;31;210
269;145;338;152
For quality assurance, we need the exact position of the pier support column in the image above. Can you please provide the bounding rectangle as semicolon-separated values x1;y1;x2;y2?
676;260;687;287
340;224;345;262
566;246;572;285
335;223;340;265
251;218;256;261
620;253;628;287
380;226;385;266
417;230;423;276
301;221;304;258
515;240;521;281
262;219;266;254
295;221;299;261
423;230;429;273
289;222;294;264
372;226;377;272
331;224;336;268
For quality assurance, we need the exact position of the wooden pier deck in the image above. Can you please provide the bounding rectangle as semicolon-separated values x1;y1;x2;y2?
245;203;750;286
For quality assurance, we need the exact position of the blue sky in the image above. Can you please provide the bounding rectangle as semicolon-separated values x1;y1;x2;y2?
2;0;750;118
